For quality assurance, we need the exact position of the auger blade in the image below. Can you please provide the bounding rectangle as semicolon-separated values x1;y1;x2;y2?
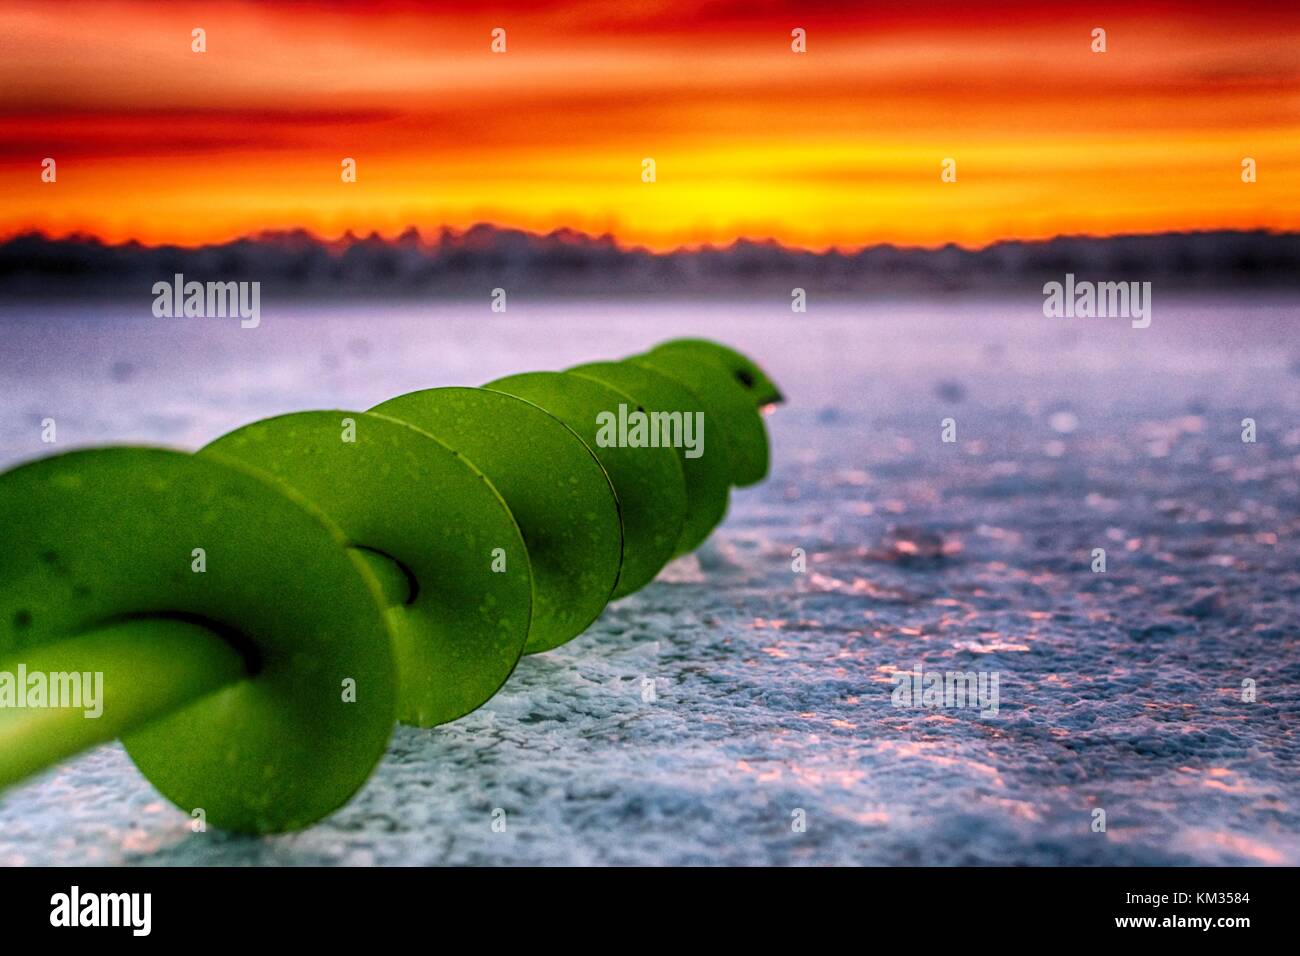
632;341;773;487
569;360;732;555
484;371;687;599
0;447;398;834
203;411;533;727
371;387;623;654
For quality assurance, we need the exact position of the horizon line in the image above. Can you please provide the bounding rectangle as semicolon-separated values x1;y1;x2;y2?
6;223;1296;259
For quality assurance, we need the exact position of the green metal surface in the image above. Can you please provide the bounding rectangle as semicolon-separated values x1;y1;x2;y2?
632;342;771;487
204;411;532;726
0;340;779;833
484;371;686;598
569;359;731;555
0;448;397;833
370;387;622;653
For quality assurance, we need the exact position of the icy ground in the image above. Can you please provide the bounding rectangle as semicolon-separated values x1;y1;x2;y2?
0;297;1297;865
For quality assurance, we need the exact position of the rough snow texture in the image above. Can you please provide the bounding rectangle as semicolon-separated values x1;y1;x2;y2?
0;298;1296;865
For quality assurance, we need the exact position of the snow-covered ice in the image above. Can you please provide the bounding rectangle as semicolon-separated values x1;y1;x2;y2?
0;296;1296;865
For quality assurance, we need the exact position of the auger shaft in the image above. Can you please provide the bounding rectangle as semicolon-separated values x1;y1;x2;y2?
0;546;421;790
0;618;246;787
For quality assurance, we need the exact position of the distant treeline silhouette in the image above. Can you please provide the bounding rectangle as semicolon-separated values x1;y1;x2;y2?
2;225;1297;298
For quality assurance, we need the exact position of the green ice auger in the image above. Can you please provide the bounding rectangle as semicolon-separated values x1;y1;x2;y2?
0;339;781;833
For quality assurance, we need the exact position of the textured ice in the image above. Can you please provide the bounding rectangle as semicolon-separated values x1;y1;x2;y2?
0;297;1296;865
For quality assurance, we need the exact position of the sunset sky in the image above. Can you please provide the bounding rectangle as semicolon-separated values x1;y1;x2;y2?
1;0;1297;250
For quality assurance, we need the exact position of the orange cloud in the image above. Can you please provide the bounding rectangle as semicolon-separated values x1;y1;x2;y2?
1;1;1297;249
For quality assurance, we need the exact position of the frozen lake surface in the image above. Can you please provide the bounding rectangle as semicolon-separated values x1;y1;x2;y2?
0;296;1297;865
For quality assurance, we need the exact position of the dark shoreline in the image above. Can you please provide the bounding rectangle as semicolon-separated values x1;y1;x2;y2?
3;226;1298;299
